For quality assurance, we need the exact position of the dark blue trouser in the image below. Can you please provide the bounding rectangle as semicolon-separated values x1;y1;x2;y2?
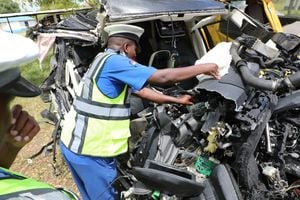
60;142;118;200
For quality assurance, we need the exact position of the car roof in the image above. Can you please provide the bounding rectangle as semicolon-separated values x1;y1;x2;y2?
105;0;226;22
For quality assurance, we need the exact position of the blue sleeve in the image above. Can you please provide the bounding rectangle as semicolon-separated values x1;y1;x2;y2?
102;54;156;91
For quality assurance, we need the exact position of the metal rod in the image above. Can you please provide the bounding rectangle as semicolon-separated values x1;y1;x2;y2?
265;123;272;153
6;17;13;33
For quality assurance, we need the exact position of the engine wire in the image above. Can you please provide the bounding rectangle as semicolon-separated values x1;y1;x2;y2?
284;180;300;192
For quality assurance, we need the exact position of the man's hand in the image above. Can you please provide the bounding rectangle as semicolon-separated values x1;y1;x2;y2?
0;104;40;168
196;63;220;80
177;94;194;105
136;87;194;105
7;104;40;148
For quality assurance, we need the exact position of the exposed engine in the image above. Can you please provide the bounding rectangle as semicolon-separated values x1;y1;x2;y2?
123;34;300;200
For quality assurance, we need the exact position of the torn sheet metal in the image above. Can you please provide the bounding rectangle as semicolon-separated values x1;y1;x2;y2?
194;67;248;111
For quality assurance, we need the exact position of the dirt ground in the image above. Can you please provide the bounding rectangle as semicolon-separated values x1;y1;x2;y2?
10;97;80;197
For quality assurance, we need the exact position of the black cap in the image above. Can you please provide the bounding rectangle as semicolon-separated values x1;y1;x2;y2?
111;32;140;45
0;68;41;97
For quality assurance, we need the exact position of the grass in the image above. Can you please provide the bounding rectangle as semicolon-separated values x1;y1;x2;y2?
20;52;52;86
12;51;53;119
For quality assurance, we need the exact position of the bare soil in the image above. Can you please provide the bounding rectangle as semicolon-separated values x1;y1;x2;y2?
10;97;80;197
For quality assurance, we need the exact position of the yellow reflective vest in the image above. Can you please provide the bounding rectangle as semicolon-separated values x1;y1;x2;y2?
60;52;131;157
0;167;76;199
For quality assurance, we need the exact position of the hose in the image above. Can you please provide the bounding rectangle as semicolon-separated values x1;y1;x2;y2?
264;57;284;67
284;71;300;90
230;41;283;91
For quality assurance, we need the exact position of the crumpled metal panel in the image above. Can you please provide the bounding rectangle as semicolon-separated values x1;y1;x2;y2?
154;135;179;165
104;0;225;22
194;67;248;111
274;91;300;113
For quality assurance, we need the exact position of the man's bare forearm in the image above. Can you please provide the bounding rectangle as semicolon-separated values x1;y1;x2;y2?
135;87;182;104
148;63;217;85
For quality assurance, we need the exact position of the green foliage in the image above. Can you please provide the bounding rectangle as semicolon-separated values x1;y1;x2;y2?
0;0;21;14
20;53;52;86
40;0;79;10
24;0;80;10
85;0;99;7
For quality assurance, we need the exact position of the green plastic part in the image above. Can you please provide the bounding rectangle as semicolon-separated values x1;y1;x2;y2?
194;156;215;176
151;190;160;200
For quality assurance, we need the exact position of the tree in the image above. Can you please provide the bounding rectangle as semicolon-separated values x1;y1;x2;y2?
20;0;99;10
23;0;97;10
24;0;79;10
0;0;21;14
85;0;99;7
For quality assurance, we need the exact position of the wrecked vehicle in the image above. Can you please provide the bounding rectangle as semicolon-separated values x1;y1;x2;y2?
37;0;300;199
125;36;300;200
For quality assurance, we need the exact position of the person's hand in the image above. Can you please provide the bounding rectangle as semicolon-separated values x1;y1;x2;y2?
6;105;40;149
198;63;221;80
177;94;194;105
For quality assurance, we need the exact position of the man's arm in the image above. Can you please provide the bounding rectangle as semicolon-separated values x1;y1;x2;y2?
135;87;193;105
148;63;220;85
0;105;40;168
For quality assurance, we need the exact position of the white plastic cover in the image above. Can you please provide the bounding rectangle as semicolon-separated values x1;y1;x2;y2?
0;31;39;73
196;42;232;82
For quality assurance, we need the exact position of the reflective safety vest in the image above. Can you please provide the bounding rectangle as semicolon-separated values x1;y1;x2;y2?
0;167;76;199
60;52;131;157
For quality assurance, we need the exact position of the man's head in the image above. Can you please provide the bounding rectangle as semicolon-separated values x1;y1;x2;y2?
104;24;144;59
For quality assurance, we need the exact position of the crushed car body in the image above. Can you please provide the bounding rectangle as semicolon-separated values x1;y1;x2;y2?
36;0;300;199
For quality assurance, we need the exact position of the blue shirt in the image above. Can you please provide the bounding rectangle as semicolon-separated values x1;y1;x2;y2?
96;49;157;98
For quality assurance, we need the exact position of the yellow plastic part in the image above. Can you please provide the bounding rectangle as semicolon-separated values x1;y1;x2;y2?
204;127;218;153
262;0;283;32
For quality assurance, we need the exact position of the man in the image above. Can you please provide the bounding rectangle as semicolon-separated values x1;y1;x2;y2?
60;24;220;200
0;30;41;169
0;31;78;200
